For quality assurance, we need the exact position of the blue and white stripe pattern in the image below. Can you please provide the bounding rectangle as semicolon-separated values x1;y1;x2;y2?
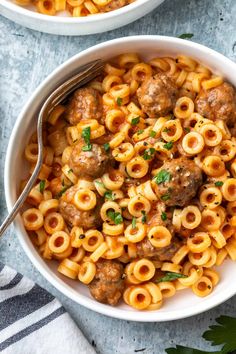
0;262;96;354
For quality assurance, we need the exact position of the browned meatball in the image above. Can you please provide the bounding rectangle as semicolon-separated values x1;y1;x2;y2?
65;87;103;125
98;0;127;12
147;202;175;235
155;157;203;207
89;260;124;306
137;73;178;118
69;140;114;178
59;185;102;229
136;237;182;261
195;82;236;126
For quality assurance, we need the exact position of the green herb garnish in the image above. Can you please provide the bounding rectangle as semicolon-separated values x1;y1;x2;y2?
215;181;223;187
56;185;69;199
161;194;170;201
39;180;46;194
157;272;187;283
178;33;194;39
184;127;191;133
161;212;167;221
153;170;172;185
103;143;110;153
131;117;140;126
143;148;156;160
82;126;92;151
107;210;123;225
104;190;115;200
117;97;122;106
163;141;173;150
132;217;137;229
163;127;170;133
141;210;147;224
137;129;144;135
150;130;156;138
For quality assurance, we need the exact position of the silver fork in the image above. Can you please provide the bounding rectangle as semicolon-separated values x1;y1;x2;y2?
0;59;104;237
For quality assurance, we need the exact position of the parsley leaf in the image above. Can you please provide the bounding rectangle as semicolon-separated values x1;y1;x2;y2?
143;148;156;160
161;194;170;201
104;190;115;200
150;130;156;138
39;180;46;194
141;210;147;224
157;272;187;283
215;181;223;187
131;117;140;126
103;143;110;152
137;129;144;135
203;316;236;353
161;212;167;221
132;217;137;229
107;210;123;225
184;127;191;133
82;126;92;151
178;33;194;39
153;170;172;185
163;141;173;150
117;97;122;106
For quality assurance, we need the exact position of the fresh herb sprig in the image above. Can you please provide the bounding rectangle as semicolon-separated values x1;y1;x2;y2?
82;127;92;151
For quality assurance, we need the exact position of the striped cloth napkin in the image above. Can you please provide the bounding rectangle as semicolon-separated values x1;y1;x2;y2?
0;262;96;354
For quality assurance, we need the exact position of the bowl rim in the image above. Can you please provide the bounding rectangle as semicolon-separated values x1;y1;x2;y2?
4;35;236;322
0;0;155;23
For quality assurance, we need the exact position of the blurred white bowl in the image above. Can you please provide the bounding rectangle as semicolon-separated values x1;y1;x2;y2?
5;36;236;322
0;0;164;35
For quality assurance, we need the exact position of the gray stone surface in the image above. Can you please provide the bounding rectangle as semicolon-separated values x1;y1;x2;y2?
0;0;236;353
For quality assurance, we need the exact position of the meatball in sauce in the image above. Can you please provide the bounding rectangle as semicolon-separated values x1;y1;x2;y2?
89;260;125;306
155;157;203;207
137;72;178;117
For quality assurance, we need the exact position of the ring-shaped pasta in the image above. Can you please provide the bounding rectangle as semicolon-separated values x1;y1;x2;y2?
78;262;96;284
112;143;135;162
214;140;236;162
199;186;222;209
174;97;195;119
73;189;96;211
187;232;211;253
202;156;225;177
158;282;176;298
131;63;152;82
192;276;213;297
161;262;182;273
103;222;124;236
126;156;149;179
209;230;226;249
222;178;236;201
105;109;125;133
133;259;155;281
48;231;70;254
203;269;220;287
70;247;85;263
182;132;204;155
181;205;202;229
22;208;44;231
128;286;152;310
90;242;108;262
148;226;172;248
143;282;162;304
82;230;104;252
220;222;235;240
125;223;146;243
102;75;123;92
102;169;125;190
125;262;141;285
161;119;183;142
100;201;121;222
39;199;59;216
128;195;151;218
201;209;222;231
171;245;189;264
44;212;65;235
58;258;80;280
188;249;211;266
199;124;222;147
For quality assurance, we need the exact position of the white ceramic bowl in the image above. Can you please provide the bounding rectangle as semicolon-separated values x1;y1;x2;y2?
5;36;236;322
0;0;164;35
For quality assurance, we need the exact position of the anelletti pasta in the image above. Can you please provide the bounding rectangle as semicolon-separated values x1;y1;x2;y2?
14;0;136;17
22;52;236;311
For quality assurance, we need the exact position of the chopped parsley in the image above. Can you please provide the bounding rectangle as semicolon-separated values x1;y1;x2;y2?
184;127;190;133
39;180;46;194
131;117;140;126
178;33;194;39
103;143;110;153
107;210;123;225
143;148;156;160
161;194;170;201
56;185;69;199
163;141;173;150
104;190;115;200
161;212;167;221
82;126;92;151
137;129;144;135
153;170;172;185
215;181;223;187
132;217;137;229
141;210;147;224
117;97;122;106
163;127;170;133
150;130;156;138
157;272;187;283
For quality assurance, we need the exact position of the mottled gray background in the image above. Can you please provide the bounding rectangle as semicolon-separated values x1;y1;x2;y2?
0;0;236;353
